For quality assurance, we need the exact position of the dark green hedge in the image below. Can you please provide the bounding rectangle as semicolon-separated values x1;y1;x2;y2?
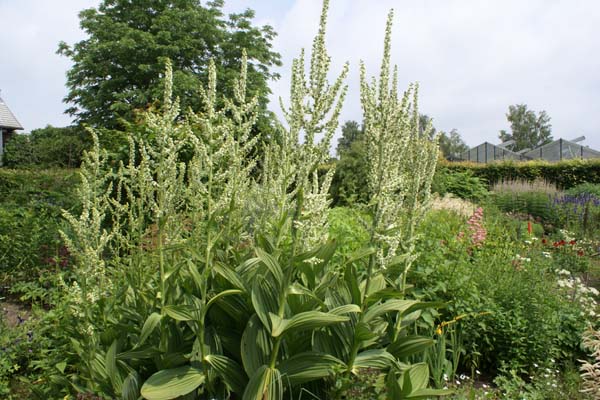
440;159;600;190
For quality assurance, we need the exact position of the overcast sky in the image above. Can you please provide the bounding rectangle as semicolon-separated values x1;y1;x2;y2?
1;0;599;150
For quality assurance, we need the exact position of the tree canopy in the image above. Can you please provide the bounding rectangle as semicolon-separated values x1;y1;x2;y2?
499;104;553;152
438;129;468;159
58;0;281;129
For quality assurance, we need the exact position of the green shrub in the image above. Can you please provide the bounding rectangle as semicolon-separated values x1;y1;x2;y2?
432;168;489;201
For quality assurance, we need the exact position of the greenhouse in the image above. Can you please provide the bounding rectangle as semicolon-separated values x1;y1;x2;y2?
460;141;528;163
461;137;600;163
523;138;600;161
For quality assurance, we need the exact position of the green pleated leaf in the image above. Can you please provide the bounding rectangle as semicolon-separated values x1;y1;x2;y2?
329;304;361;316
251;277;279;331
205;354;248;395
118;347;161;361
138;312;162;347
106;340;123;393
278;352;343;386
206;289;243;310
214;262;247;291
354;321;377;342
122;371;141;400
343;247;376;267
344;264;362;305
406;363;429;391
387;336;435;360
242;366;283;400
241;315;273;377
363;299;418;323
163;304;198;322
288;282;326;307
351;349;395;374
405;388;454;399
362;273;387;297
272;310;349;337
366;288;406;305
186;260;204;292
140;366;205;400
255;248;284;286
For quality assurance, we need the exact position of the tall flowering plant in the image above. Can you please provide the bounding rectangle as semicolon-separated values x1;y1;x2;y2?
50;2;449;400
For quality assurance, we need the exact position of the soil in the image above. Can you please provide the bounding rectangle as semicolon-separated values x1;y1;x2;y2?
0;300;30;328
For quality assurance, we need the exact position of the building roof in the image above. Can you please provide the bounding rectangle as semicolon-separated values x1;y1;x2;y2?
0;96;23;130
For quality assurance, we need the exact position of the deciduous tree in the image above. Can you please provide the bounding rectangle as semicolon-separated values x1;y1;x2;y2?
499;104;553;152
58;0;281;129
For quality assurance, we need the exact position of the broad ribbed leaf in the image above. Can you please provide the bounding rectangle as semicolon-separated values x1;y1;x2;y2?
206;289;243;310
288;282;326;307
343;247;376;267
362;273;387;297
363;299;418;323
242;366;283;400
354;321;377;342
205;354;248;394
406;388;454;399
163;304;198;321
366;288;405;305
278;352;343;385
241;315;273;376
138;312;162;347
251;277;279;331
407;363;429;391
186;260;204;291
140;366;204;400
255;248;284;286
351;349;395;373
387;336;435;360
214;262;247;291
106;340;123;393
272;311;349;337
118;347;161;360
329;304;361;316
344;264;362;305
122;371;141;400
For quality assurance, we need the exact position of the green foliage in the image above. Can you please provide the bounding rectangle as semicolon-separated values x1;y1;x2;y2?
331;120;368;205
498;104;553;152
412;208;595;377
491;191;558;224
438;129;469;160
432;168;489;201
0;169;78;286
57;0;281;130
331;139;369;206
566;182;600;197
442;158;600;190
2;125;91;168
336;120;363;156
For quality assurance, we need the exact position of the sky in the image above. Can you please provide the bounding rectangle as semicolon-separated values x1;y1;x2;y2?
1;0;599;151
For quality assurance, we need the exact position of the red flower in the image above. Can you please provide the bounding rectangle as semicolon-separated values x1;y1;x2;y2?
577;250;584;256
569;240;576;245
542;238;547;244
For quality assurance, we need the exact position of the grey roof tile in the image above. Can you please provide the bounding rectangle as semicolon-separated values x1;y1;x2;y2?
0;96;23;130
